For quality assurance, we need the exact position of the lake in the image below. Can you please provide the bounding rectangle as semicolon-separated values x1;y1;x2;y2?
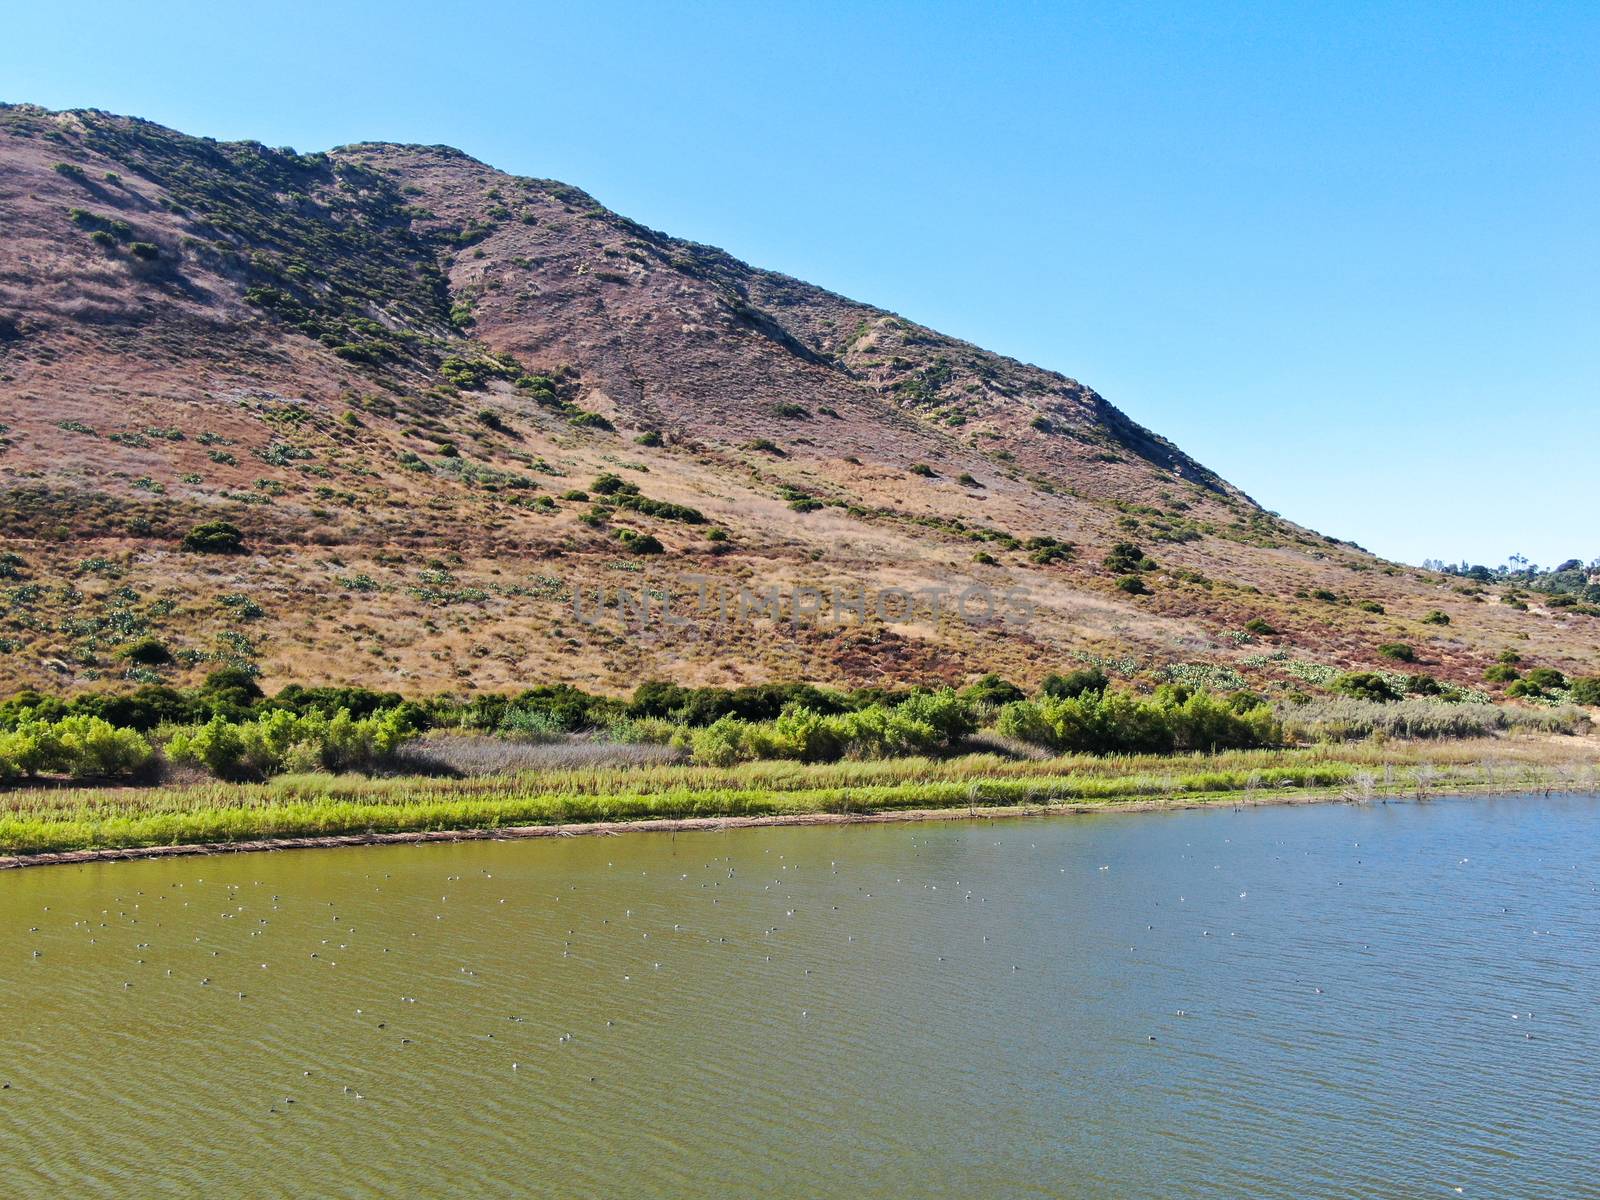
3;793;1597;1198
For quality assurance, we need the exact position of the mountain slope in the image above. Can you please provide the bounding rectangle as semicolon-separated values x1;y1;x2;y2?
1;103;1595;698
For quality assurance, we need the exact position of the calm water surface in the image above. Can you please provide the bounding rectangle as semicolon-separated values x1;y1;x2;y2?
2;794;1598;1199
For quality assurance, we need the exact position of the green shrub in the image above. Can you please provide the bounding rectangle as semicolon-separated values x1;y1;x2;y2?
614;530;664;554
0;716;153;781
995;687;1279;755
1332;672;1401;703
1506;680;1543;699
1526;667;1566;690
909;463;936;478
166;708;417;781
181;520;245;554
1243;617;1276;635
1484;663;1520;684
1039;668;1108;700
1405;673;1444;696
128;242;160;261
1103;542;1150;574
119;637;172;666
1378;643;1416;663
959;674;1025;708
1116;575;1149;595
1421;610;1451;625
1571;678;1600;706
1356;600;1385;614
686;690;975;765
634;430;664;447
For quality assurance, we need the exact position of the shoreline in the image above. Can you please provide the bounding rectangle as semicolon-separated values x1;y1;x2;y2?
3;778;1592;871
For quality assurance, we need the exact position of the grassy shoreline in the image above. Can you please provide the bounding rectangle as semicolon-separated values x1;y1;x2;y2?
2;737;1597;867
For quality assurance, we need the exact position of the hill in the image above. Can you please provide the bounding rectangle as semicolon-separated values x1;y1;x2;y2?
1;102;1595;701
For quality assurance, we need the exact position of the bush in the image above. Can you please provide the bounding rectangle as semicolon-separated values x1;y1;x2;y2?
1378;643;1417;663
0;716;153;781
1039;668;1108;700
909;463;936;478
181;520;246;554
686;690;976;765
193;667;266;720
1526;667;1566;690
1243;618;1276;635
634;430;664;447
959;674;1026;708
73;685;200;731
1026;537;1075;565
1103;542;1150;574
1116;575;1149;595
166;708;417;781
1484;663;1520;684
1332;672;1401;703
1571;677;1600;706
1405;673;1443;696
615;530;663;554
119;637;172;666
995;687;1280;755
1422;610;1451;625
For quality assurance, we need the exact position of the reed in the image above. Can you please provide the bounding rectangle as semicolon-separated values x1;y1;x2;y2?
2;738;1595;858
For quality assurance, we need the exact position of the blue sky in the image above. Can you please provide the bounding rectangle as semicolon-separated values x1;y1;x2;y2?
5;1;1595;567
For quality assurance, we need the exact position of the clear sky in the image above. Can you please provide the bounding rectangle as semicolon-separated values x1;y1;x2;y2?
5;1;1595;567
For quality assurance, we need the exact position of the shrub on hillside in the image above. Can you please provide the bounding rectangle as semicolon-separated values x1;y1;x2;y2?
1039;668;1109;700
1378;643;1417;663
1332;672;1401;703
1422;610;1451;625
119;637;173;666
959;674;1026;708
181;520;245;554
1103;542;1153;574
1571;677;1600;706
688;690;976;766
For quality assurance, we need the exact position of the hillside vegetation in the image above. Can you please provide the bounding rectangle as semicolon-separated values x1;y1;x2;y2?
2;102;1597;709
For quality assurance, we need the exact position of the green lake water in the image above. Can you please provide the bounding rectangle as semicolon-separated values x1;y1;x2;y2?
3;793;1597;1198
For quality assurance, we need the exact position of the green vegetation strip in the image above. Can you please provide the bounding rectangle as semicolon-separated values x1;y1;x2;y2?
0;755;1574;858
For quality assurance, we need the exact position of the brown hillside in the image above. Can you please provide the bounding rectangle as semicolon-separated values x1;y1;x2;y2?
1;103;1595;699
